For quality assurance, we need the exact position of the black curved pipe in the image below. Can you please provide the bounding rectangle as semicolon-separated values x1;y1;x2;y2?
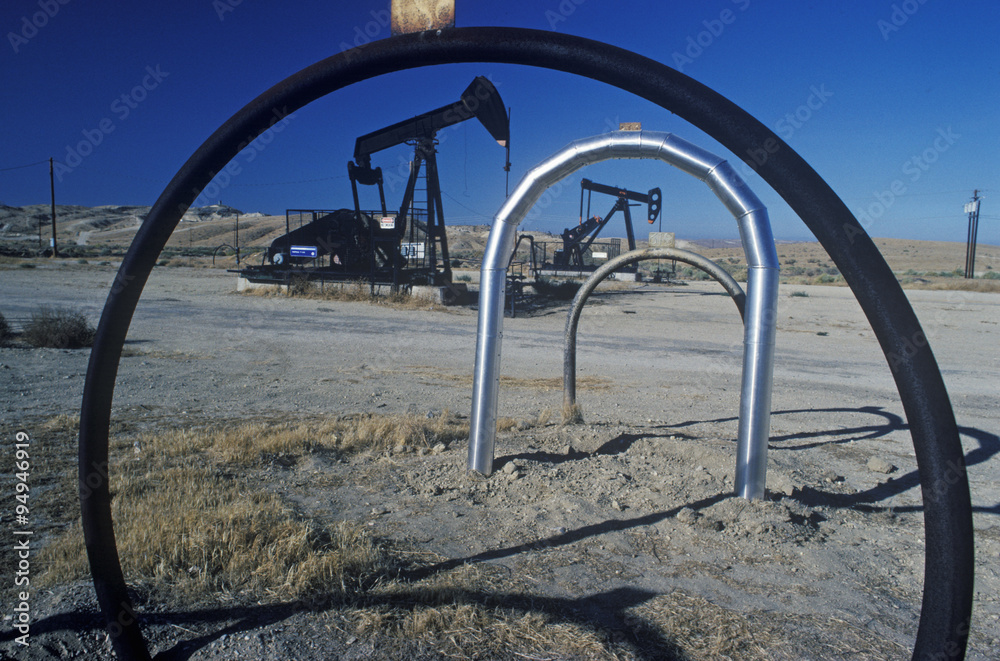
79;27;973;661
563;247;746;413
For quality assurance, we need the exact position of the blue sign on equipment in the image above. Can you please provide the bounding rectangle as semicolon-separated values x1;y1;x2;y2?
290;245;318;258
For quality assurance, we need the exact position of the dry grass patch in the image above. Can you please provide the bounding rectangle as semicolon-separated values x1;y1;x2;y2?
116;412;470;466
238;279;441;309
496;408;552;433
350;599;621;660
905;278;1000;293
39;464;388;604
626;592;773;659
626;591;909;660
345;564;633;660
328;411;468;454
404;364;613;393
38;413;80;433
38;413;466;603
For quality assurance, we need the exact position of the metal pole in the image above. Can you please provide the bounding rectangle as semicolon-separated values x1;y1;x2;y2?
969;191;980;278
964;190;981;278
49;157;58;257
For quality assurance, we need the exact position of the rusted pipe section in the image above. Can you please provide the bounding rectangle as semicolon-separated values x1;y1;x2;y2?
563;247;746;414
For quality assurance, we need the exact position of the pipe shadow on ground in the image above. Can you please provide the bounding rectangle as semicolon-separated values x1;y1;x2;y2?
662;406;1000;515
8;579;690;660
5;493;731;659
495;429;691;468
400;493;730;583
143;586;680;661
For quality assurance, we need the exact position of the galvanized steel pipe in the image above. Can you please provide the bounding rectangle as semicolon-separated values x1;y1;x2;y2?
468;131;779;502
562;247;746;413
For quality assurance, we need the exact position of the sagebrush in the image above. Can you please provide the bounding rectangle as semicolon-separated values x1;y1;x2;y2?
22;306;95;348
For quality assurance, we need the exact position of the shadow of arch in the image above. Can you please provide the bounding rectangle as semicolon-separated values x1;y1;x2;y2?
76;27;972;661
662;406;997;513
793;424;1000;515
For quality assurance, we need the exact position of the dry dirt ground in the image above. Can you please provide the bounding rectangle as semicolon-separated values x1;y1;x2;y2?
1;262;999;659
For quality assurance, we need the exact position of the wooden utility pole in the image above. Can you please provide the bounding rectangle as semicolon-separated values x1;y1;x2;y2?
964;190;981;278
49;157;58;257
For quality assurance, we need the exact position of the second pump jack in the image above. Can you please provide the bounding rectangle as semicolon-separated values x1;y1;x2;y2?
553;178;662;270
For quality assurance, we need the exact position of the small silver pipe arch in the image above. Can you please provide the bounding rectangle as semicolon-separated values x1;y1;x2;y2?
562;246;746;414
468;130;779;500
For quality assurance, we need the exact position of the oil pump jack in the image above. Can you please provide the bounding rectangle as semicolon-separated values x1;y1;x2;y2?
550;178;662;270
346;75;510;285
241;76;509;287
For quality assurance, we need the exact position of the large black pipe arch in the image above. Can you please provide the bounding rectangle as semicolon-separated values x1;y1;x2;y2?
78;27;973;661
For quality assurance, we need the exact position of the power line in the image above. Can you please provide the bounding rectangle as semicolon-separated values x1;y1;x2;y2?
226;175;345;187
0;159;49;173
441;191;491;219
846;189;976;204
84;168;347;187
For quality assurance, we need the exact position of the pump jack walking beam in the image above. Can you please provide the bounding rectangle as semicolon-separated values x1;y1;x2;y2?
560;179;662;268
347;76;509;283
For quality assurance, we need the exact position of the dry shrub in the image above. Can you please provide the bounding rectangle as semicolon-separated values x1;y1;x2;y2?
22;306;95;348
533;277;582;300
0;311;10;344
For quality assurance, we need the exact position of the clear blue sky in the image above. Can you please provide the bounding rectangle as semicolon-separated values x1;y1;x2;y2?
1;0;997;244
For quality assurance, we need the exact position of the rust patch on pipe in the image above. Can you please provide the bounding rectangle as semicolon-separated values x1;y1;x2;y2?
392;0;455;35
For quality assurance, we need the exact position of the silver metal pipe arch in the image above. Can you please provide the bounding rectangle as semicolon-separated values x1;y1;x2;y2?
468;130;780;500
562;246;746;412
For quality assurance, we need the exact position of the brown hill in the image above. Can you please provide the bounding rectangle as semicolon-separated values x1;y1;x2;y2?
1;204;996;285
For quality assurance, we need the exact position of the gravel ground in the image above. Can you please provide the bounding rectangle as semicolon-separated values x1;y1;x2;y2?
1;262;998;659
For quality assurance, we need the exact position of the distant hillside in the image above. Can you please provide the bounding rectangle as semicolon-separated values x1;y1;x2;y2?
0;203;264;249
1;204;996;280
